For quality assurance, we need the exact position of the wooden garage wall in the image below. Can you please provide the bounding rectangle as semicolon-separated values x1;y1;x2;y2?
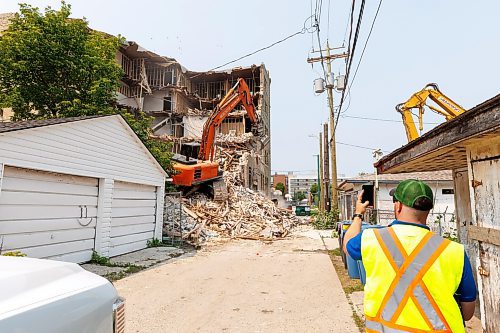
109;181;157;257
0;166;98;263
466;137;500;333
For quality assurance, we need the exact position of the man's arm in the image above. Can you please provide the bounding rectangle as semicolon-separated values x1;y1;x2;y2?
342;191;370;254
456;252;477;321
460;302;475;321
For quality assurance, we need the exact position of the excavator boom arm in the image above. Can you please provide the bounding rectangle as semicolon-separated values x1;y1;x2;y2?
397;83;466;142
198;78;259;161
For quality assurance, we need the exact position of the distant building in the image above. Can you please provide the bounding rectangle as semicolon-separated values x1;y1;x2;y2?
271;173;288;193
338;171;455;228
288;174;318;198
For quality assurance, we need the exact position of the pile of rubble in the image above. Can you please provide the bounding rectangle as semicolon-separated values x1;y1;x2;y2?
164;148;300;246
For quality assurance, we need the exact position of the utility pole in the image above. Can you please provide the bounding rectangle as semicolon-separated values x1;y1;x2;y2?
323;123;331;212
319;132;325;211
314;154;321;209
325;41;338;211
307;43;347;213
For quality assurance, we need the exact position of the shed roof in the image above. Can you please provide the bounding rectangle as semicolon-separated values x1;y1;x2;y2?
0;115;167;177
339;170;452;187
0;116;103;133
374;93;500;174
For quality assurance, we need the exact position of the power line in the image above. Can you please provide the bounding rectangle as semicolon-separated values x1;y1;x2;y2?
334;0;365;132
336;141;390;153
327;0;331;39
194;15;317;76
346;0;383;93
335;0;383;118
340;114;441;124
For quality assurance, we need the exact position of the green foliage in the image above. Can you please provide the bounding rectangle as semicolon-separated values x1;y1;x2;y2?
275;182;285;194
310;183;318;194
146;238;163;248
2;251;27;257
293;191;306;201
329;248;342;257
312;209;339;230
0;2;123;119
90;251;111;266
0;3;175;175
121;112;175;174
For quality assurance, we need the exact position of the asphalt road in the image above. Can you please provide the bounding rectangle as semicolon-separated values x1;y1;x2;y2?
115;229;358;333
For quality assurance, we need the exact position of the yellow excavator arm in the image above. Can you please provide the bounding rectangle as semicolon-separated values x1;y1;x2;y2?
396;83;466;142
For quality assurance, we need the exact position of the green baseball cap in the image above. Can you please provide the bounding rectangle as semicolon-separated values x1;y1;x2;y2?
389;179;434;211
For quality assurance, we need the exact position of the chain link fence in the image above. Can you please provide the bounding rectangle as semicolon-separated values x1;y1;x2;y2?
163;192;184;247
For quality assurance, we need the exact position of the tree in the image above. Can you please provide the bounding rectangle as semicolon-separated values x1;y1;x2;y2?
293;191;306;201
310;183;318;194
0;2;122;119
0;2;174;174
275;182;285;195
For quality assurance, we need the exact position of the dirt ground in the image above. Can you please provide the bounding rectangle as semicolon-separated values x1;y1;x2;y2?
114;230;358;333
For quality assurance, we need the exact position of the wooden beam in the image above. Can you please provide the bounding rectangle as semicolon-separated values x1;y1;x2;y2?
468;225;500;246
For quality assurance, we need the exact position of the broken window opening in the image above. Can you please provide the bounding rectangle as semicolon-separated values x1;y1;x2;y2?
147;65;175;89
163;96;174;112
121;54;144;82
207;81;225;100
195;82;207;99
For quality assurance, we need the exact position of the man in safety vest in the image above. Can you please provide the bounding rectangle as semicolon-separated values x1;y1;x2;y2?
342;179;477;332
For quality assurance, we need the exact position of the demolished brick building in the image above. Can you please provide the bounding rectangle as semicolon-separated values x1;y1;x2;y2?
116;42;271;195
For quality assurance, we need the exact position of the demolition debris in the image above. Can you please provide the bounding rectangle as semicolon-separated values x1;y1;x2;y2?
163;147;300;246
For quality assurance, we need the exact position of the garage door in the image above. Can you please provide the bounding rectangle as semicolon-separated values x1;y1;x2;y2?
110;181;157;257
0;166;98;263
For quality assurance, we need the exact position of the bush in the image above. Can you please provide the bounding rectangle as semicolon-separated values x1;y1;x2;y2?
312;209;339;230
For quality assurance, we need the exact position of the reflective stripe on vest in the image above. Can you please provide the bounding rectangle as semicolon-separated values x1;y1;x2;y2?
367;227;452;332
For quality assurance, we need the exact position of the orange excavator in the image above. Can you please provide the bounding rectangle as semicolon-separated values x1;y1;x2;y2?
171;78;260;200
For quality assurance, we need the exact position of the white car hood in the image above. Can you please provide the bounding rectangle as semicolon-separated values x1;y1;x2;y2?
0;256;113;317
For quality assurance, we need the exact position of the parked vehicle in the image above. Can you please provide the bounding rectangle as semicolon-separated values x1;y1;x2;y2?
295;205;311;216
0;256;125;333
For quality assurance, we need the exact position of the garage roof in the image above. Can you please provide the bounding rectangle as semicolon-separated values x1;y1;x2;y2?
0;115;168;178
375;93;500;174
0;116;103;133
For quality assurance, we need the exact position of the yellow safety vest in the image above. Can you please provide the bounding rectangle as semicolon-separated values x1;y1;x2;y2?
361;224;465;332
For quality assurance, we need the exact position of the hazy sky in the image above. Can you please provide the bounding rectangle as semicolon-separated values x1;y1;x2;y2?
2;1;499;177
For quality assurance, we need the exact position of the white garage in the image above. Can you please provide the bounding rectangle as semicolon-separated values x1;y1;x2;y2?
0;115;167;263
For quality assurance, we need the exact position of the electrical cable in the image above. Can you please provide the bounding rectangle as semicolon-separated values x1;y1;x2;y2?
336;141;390;153
340;114;440;124
345;0;383;93
334;0;365;132
327;0;331;39
190;15;317;78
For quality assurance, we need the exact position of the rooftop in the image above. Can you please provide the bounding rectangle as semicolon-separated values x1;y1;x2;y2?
340;170;452;185
0;115;106;133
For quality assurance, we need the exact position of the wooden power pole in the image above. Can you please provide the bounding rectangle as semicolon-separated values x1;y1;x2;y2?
323;123;330;212
325;42;338;211
319;131;325;211
307;42;348;212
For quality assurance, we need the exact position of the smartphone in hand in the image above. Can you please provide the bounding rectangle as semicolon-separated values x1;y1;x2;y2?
361;184;374;207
